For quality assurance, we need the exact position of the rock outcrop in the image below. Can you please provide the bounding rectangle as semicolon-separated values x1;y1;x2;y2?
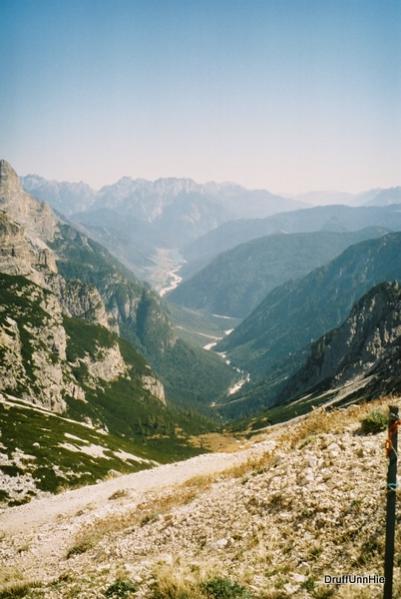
141;375;166;405
0;159;57;243
46;275;110;329
0;276;71;412
0;161;167;414
0;211;57;286
278;281;401;406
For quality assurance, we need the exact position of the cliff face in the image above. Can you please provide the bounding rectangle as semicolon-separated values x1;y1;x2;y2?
0;272;165;416
0;161;167;414
0;275;72;412
0;163;112;334
0;159;233;416
0;211;57;285
0;159;57;243
279;281;401;405
46;275;110;329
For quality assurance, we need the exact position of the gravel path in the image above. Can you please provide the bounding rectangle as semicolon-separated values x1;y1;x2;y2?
0;437;275;537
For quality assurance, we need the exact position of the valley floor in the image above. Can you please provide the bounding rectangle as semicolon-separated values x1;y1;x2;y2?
144;248;185;296
0;399;398;599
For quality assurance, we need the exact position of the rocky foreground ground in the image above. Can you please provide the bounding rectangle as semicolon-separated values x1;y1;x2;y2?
0;398;399;599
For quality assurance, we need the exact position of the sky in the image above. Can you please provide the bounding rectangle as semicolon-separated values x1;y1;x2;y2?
1;0;400;193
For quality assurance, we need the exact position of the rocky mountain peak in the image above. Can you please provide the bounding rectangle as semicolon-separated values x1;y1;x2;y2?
0;159;20;190
0;158;58;243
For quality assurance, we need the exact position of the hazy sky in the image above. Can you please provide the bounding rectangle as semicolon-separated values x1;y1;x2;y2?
1;0;400;193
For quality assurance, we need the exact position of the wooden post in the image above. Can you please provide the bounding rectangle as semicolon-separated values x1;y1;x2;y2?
384;405;399;599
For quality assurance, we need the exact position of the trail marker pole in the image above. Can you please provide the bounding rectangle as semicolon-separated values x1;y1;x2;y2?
384;405;399;599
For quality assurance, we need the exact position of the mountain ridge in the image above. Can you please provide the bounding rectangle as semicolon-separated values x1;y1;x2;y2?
183;203;401;275
21;173;305;278
169;227;389;318
216;231;401;417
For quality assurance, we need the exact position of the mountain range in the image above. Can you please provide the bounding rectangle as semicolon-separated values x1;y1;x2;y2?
183;203;401;276
216;231;401;417
21;174;305;279
168;227;388;318
22;174;401;286
5;158;401;502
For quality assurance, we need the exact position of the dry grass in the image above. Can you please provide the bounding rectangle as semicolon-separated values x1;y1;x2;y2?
0;568;26;587
189;432;246;453
69;396;381;559
149;560;206;599
108;489;129;501
66;538;95;559
66;475;215;558
65;449;278;566
287;396;400;449
64;394;400;591
0;579;42;598
220;451;275;480
148;558;253;599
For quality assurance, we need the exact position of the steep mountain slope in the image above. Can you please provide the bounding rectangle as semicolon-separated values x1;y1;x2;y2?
2;160;235;413
169;228;387;318
0;211;57;286
22;174;304;278
230;282;401;425
275;281;401;407
0;271;209;505
214;232;401;419
1;162;57;243
51;223;235;411
183;203;401;275
218;232;401;377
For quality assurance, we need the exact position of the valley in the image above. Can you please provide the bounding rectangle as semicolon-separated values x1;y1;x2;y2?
3;159;401;599
202;327;252;401
3;4;400;597
143;248;186;297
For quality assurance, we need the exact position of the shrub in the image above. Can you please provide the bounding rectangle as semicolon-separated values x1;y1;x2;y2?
0;581;41;598
201;577;253;599
104;579;137;598
108;489;128;501
66;539;93;558
300;577;316;592
360;410;387;435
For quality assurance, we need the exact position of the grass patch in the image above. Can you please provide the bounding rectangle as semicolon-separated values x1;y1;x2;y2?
360;409;387;435
104;579;137;598
149;562;254;599
0;581;42;598
66;539;94;559
108;489;129;501
201;577;253;598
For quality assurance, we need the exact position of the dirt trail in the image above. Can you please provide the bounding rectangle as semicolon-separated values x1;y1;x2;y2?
0;437;275;537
